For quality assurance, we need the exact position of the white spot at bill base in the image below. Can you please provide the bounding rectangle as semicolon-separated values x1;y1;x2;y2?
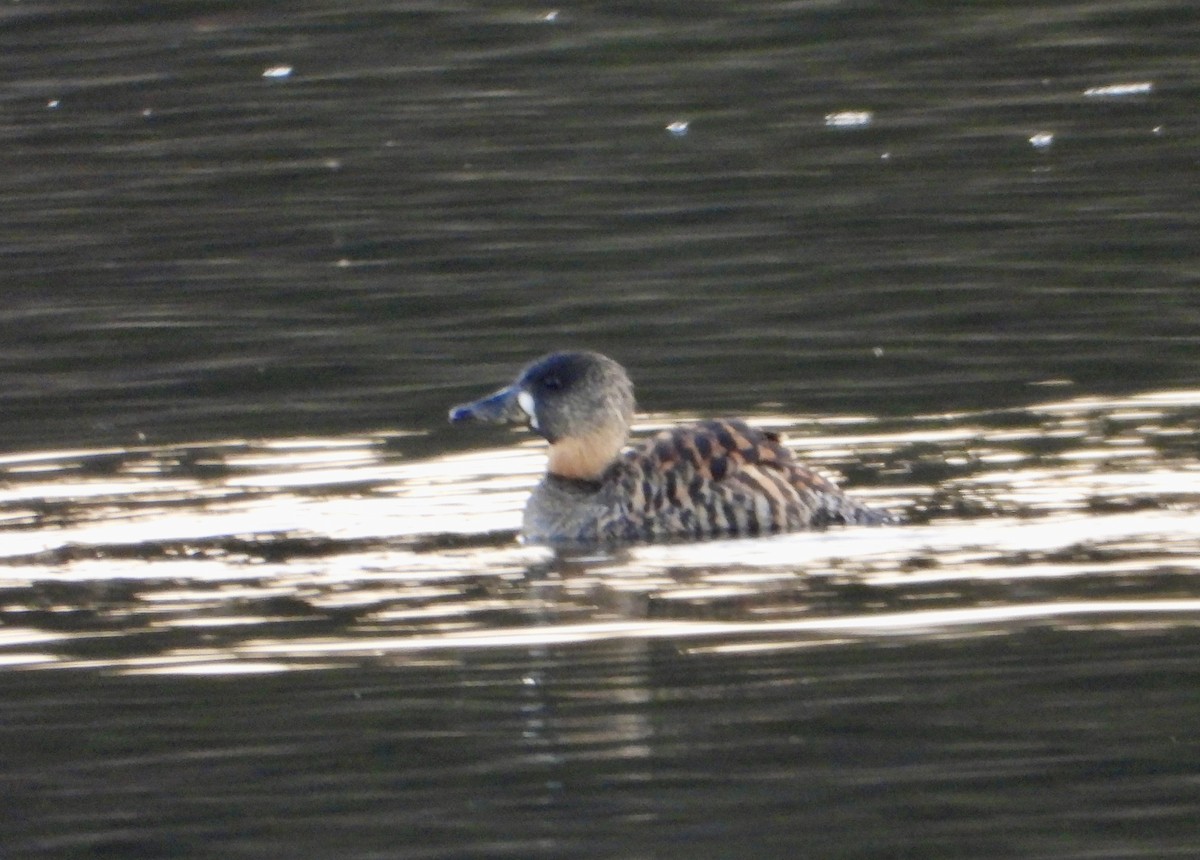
517;391;539;430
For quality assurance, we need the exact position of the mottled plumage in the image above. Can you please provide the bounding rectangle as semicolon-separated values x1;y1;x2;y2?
450;351;892;545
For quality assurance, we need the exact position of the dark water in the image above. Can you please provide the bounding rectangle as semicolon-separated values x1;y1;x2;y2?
3;1;1200;857
7;633;1200;859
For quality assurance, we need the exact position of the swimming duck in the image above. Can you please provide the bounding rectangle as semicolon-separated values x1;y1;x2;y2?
449;351;892;544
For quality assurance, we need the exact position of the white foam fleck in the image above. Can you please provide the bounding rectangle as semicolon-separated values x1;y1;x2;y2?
1083;82;1152;98
825;110;873;129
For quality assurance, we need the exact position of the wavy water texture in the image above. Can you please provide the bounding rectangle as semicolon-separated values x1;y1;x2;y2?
1;389;1197;675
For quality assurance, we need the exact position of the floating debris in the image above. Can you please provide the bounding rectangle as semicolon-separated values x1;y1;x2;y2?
47;99;60;109
1028;131;1054;149
1083;81;1153;98
666;120;689;137
824;110;873;129
541;10;559;21
262;65;294;80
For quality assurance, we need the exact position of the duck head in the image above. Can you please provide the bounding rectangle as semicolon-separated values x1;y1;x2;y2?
449;351;636;481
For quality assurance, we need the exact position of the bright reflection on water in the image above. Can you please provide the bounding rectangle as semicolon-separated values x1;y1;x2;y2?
1;389;1199;675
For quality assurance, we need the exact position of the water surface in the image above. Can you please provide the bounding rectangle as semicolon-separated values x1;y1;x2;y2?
2;1;1199;857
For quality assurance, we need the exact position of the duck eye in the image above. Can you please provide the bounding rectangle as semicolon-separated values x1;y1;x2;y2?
541;374;563;391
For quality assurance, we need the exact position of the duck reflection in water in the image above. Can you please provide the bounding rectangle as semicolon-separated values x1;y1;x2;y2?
450;351;893;545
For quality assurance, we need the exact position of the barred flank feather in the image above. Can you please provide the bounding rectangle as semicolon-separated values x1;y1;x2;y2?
585;420;889;542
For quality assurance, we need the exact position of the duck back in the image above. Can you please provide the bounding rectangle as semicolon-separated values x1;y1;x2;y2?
523;419;889;544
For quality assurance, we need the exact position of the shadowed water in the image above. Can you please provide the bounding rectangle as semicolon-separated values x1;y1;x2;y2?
3;0;1200;857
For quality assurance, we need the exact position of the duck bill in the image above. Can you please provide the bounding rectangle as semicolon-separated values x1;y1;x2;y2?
449;385;529;426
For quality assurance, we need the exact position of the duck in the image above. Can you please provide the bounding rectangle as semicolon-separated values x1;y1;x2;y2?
449;351;893;545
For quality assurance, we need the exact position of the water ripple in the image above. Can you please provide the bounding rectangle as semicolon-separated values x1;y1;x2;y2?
1;389;1198;674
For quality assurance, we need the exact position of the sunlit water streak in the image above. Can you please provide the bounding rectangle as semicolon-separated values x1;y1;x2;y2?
1;389;1198;675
